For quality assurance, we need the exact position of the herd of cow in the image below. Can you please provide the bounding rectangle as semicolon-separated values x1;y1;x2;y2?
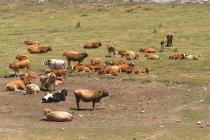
4;33;200;121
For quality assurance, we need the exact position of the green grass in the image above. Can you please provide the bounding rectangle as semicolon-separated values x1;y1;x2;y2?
1;2;210;85
1;1;210;139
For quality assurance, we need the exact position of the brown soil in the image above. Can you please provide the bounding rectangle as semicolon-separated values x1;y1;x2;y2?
0;76;184;132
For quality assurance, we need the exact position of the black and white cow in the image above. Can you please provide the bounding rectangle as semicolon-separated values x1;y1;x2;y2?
42;89;68;103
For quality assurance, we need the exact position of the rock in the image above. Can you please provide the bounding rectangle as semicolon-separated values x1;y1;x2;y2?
176;119;181;123
160;125;164;128
196;121;202;125
140;110;145;113
187;89;191;92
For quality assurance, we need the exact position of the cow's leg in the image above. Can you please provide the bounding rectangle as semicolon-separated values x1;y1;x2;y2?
68;60;71;69
92;100;96;110
75;96;80;110
53;83;55;91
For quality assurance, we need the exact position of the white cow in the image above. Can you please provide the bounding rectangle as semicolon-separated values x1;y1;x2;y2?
43;59;65;69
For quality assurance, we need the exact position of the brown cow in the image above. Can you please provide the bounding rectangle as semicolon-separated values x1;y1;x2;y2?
8;59;31;77
63;51;88;68
139;48;156;53
74;89;109;110
118;50;139;60
106;44;116;57
6;75;32;91
83;41;102;49
166;33;174;47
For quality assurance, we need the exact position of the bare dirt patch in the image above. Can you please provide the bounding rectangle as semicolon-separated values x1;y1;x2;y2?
0;76;183;132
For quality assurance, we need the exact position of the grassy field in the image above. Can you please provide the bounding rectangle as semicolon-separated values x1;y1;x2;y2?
1;1;210;139
0;1;210;85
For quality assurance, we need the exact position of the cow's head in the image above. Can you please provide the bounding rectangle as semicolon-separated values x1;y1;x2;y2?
101;90;109;98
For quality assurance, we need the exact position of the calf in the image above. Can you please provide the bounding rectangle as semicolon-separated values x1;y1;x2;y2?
42;89;68;103
169;53;185;60
74;89;109;110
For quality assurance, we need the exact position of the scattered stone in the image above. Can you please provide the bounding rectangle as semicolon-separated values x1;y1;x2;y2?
187;89;191;92
140;110;145;113
199;99;204;103
196;121;202;125
176;119;181;123
79;114;84;117
160;125;164;128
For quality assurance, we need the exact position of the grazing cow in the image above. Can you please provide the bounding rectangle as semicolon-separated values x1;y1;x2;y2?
63;51;88;68
139;48;156;53
106;44;116;57
8;59;31;77
135;67;149;74
43;108;73;122
83;41;102;49
26;84;40;94
40;72;56;91
118;50;139;60
6;75;32;91
74;89;109;110
169;53;185;60
145;53;160;60
91;57;101;65
43;59;66;69
42;89;68;103
166;33;174;47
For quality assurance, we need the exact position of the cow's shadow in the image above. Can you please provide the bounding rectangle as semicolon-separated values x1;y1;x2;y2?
69;107;105;111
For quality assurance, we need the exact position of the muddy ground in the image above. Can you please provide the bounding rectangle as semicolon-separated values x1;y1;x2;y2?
0;76;185;133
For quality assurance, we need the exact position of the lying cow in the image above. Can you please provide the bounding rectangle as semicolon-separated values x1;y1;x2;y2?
42;89;68;103
118;50;139;60
43;108;73;122
182;54;200;60
6;75;32;92
26;84;40;94
169;53;185;60
43;59;66;69
83;41;102;49
139;48;156;53
74;89;109;110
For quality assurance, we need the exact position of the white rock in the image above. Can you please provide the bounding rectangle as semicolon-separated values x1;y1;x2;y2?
187;89;191;92
196;121;202;125
140;111;145;113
